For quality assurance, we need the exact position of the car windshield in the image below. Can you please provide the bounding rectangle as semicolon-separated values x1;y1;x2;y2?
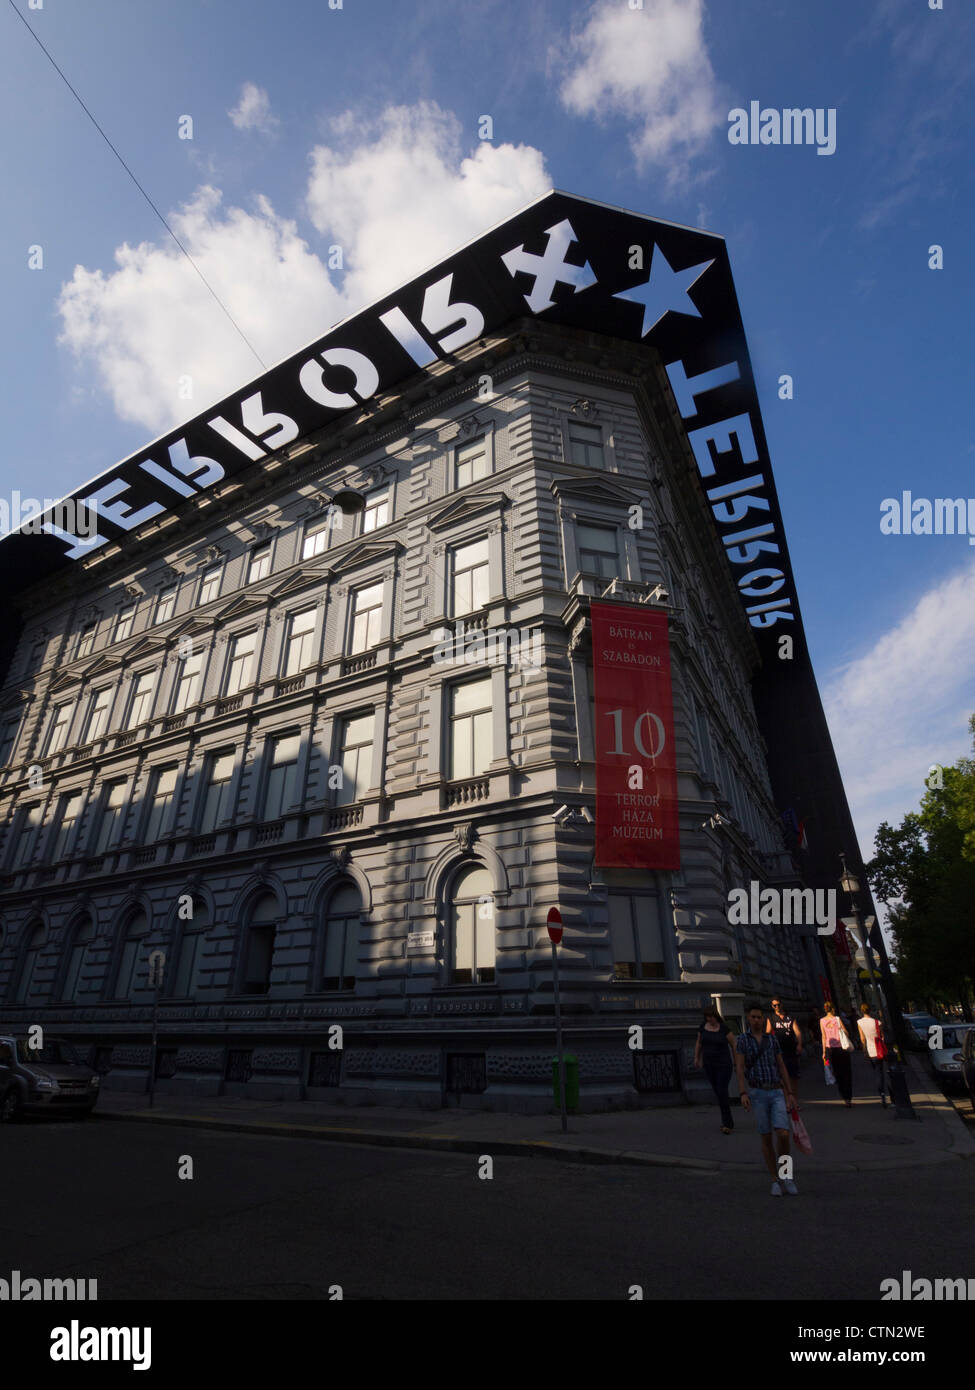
15;1040;83;1066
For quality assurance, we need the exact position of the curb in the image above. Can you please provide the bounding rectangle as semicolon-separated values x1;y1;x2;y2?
94;1103;973;1174
903;1052;975;1158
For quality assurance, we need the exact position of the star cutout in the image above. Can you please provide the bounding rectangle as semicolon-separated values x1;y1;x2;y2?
613;245;714;337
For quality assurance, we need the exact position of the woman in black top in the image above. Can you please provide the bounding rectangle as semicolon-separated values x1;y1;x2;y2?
692;1004;737;1133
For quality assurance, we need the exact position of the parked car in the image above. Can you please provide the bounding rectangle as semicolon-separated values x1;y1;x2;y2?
0;1035;100;1120
962;1029;975;1113
927;1023;975;1092
902;1012;942;1049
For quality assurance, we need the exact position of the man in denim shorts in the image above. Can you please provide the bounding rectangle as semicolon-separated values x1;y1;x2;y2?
735;1000;799;1195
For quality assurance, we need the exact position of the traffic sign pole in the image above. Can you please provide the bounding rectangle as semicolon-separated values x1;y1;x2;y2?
548;908;567;1133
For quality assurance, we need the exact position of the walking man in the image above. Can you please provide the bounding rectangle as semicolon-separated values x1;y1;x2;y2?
736;1001;798;1195
766;996;803;1096
857;1002;888;1106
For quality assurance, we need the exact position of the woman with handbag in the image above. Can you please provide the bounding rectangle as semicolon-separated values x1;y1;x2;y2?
857;1003;888;1107
820;1001;854;1105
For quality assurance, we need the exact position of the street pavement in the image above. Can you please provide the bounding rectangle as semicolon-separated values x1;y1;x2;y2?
92;1050;975;1173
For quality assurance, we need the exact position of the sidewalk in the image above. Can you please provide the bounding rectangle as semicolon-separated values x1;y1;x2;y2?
94;1051;975;1173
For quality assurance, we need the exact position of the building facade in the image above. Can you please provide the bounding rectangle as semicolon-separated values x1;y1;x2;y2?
0;194;840;1110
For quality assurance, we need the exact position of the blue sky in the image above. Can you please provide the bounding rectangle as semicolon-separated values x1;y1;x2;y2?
2;0;973;862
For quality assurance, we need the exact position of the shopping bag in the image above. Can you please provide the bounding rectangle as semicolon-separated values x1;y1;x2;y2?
790;1106;813;1155
824;1059;836;1086
875;1038;888;1060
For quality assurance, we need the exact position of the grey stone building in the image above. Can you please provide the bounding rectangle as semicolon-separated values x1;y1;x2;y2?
0;193;833;1111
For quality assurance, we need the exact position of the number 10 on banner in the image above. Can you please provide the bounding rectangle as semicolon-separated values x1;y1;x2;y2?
603;709;666;760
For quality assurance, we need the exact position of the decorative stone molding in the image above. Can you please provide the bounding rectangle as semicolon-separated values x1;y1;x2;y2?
454;414;485;440
80;604;100;623
335;845;352;870
570;397;600;419
454;822;476;852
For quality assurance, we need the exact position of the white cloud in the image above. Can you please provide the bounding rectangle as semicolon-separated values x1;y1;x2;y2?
305;101;550;303
57;186;343;433
823;558;975;863
228;82;278;134
557;0;722;183
56;102;549;434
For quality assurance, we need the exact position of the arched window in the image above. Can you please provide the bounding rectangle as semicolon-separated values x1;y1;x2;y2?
113;911;149;999
61;914;95;1002
320;882;360;992
172;899;210;999
12;920;47;1004
449;865;495;985
240;892;278;995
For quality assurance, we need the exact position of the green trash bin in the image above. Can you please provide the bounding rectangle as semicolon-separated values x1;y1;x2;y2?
552;1054;579;1112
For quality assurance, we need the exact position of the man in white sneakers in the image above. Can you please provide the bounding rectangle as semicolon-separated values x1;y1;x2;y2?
736;1000;799;1195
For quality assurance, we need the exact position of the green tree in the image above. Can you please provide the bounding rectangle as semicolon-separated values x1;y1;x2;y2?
867;720;975;1019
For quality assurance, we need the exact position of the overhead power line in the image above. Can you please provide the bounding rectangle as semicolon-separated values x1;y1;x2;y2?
6;0;268;370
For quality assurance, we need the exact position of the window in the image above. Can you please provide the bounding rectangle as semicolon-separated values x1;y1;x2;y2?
449;864;495;985
144;766;178;841
12;922;47;1004
320;883;360;991
568;419;604;468
46;703;73;755
25;640;45;674
171;651;204;713
264;733;301;820
455;439;488;489
92;781;127;854
241;892;277;994
577;523;620;580
247;544;271;584
172;900;209;998
12;804;42;869
335;713;373;806
155;588;176;625
449;678;492;780
283;608;316;676
0;714;20;767
451;538;490;617
224;632;257;696
61;915;95;1002
349;582;383;654
302;516;330;560
608;893;665;980
51;791;83;861
113;911;148;999
81;687;112;742
199;749;236;832
199;566;221;605
362;487;389;534
693;698;714;782
76;623;96;660
128;670;155;726
114;606;135;642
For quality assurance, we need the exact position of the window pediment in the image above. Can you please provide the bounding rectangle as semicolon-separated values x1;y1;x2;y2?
429;491;508;533
328;539;403;578
267;566;330;601
550;474;641;506
212;593;273;625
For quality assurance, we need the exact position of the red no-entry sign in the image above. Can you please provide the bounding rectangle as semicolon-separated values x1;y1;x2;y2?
547;907;563;944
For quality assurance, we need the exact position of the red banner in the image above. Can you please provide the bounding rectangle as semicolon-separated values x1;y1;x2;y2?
591;602;680;869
